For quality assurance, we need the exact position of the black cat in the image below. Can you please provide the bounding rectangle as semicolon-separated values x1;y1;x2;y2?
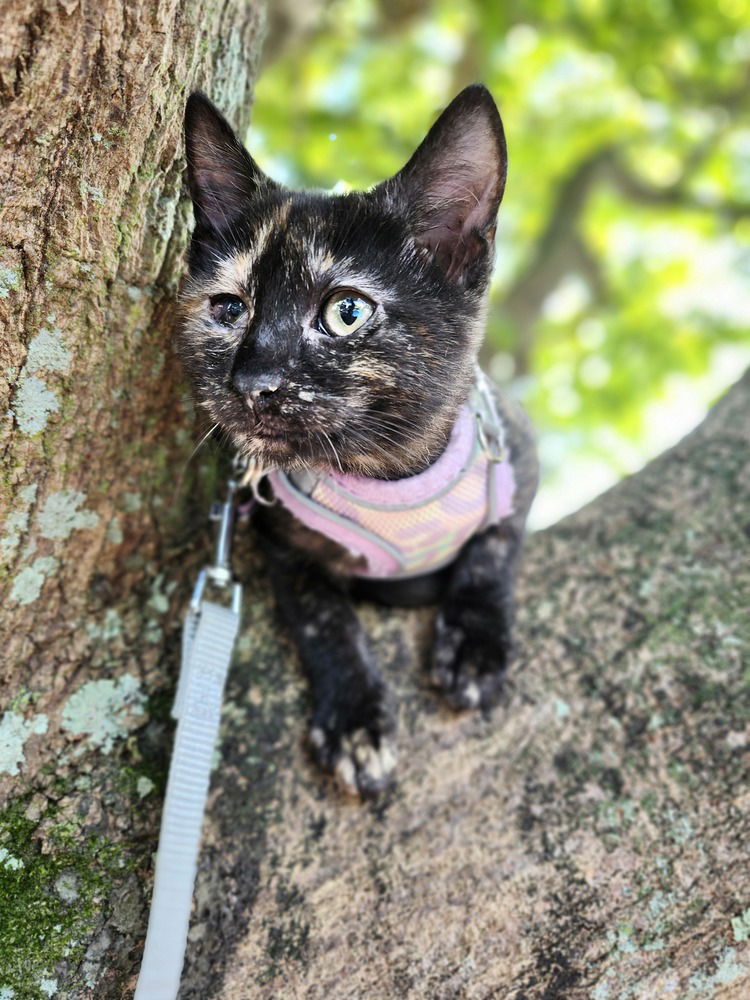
181;85;538;797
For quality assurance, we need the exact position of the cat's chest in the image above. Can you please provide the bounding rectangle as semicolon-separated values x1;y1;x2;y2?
252;495;450;606
254;499;368;577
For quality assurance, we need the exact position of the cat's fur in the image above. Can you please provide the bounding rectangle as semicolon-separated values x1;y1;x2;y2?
180;85;538;797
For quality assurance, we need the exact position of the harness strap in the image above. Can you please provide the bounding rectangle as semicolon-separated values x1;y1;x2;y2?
474;366;506;463
267;374;513;580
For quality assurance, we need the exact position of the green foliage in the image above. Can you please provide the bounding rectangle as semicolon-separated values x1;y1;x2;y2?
251;0;750;523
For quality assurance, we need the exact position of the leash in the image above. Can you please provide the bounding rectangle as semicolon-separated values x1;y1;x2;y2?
134;459;247;999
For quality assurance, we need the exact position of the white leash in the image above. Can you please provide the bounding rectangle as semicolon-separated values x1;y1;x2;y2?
134;468;245;999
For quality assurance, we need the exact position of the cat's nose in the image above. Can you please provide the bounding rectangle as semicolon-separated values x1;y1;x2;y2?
249;377;281;401
232;371;284;401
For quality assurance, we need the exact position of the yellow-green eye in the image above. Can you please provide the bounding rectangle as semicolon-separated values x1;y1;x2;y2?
321;291;374;337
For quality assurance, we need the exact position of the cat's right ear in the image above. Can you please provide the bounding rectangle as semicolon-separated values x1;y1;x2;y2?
184;91;273;231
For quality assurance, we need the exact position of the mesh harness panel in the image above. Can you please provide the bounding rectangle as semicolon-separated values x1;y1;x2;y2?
266;379;515;580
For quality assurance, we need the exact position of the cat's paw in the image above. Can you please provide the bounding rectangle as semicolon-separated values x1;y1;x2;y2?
308;724;397;798
429;614;509;711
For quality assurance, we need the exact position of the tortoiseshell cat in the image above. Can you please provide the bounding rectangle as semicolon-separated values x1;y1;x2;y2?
180;85;538;797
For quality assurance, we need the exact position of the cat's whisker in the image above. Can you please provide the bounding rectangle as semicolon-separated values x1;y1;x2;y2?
321;430;345;473
354;428;408;454
316;431;338;471
170;421;221;505
357;416;415;439
186;421;221;466
354;418;419;447
346;427;410;466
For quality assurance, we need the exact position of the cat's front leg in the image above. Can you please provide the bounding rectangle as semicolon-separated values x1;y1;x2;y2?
430;523;521;710
263;542;397;797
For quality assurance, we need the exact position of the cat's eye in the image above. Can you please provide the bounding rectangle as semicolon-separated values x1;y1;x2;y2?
209;294;247;327
320;291;374;337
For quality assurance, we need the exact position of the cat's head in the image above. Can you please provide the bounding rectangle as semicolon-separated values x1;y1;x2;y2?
180;85;506;477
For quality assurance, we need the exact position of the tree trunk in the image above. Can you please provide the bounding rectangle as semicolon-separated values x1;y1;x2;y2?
0;2;264;997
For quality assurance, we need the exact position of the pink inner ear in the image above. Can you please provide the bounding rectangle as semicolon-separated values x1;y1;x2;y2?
190;137;254;218
193;169;250;230
417;162;500;280
402;98;505;282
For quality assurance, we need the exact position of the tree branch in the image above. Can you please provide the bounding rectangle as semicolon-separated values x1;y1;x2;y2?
601;148;750;220
182;370;750;999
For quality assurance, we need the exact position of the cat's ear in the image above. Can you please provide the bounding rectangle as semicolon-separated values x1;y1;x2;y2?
382;85;507;284
184;91;273;231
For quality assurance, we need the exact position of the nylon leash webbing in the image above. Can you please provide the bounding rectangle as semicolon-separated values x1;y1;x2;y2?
134;468;245;1000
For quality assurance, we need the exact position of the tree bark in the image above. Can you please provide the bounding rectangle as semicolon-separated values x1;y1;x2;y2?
186;372;750;1000
0;2;264;997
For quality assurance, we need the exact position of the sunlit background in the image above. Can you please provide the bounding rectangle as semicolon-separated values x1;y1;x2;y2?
248;0;750;527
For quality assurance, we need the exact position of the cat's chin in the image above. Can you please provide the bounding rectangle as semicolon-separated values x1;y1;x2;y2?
243;431;325;471
243;437;382;478
246;433;298;461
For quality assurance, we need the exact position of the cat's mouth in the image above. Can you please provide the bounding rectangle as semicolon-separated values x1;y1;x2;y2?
252;410;302;441
231;396;357;469
249;416;347;470
253;420;296;444
250;417;314;460
254;427;297;447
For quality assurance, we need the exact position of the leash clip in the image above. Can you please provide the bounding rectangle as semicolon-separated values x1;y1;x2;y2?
190;464;244;616
237;454;276;506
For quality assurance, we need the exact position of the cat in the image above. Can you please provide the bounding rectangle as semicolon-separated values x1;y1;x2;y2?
180;84;538;798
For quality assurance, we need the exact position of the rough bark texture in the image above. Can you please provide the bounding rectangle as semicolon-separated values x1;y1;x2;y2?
184;372;749;1000
0;2;264;997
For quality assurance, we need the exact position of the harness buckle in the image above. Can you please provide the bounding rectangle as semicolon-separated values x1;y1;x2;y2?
477;419;505;463
474;368;506;463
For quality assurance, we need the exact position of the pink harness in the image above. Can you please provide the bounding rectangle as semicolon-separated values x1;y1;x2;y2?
266;377;515;580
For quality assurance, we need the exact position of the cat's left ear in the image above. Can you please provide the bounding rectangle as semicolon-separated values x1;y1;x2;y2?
184;91;274;232
380;85;507;285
